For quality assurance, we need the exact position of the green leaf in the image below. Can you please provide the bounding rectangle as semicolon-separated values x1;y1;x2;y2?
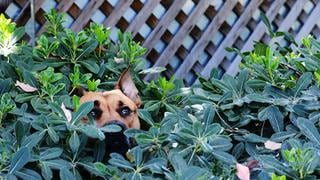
48;102;67;120
243;133;267;143
132;147;143;167
210;137;233;151
135;133;153;144
76;40;98;61
15;93;37;103
71;101;94;125
203;103;215;126
39;148;63;160
180;166;209;180
237;69;248;96
22;70;38;88
222;74;239;96
15;121;25;147
40;162;52;180
296;118;320;146
293;72;312;98
109;153;134;170
14;168;42;180
245;93;273;103
31;98;49;114
79;60;100;74
260;13;274;37
141;158;166;174
168;152;187;172
69;131;80;153
9;147;30;174
78;125;105;140
138;109;154;126
47;127;59;143
78;162;104;176
21;131;45;148
43;159;72;170
12;27;25;42
270;131;296;142
258;105;284;132
99;124;122;133
255;155;298;179
211;150;236;165
59;168;76;180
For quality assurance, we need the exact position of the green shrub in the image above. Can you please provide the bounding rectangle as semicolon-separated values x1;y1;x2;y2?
0;11;320;179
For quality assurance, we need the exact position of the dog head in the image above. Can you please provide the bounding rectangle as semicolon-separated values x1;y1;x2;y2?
79;68;141;129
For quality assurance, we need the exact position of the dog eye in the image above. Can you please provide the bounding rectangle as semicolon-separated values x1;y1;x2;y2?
120;106;131;117
90;108;101;119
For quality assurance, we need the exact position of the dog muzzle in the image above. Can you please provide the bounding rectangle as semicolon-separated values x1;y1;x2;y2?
104;120;132;156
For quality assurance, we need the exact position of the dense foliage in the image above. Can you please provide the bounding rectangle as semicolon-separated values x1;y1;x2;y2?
0;11;319;179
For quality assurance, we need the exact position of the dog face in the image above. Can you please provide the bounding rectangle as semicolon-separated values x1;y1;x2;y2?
79;69;141;129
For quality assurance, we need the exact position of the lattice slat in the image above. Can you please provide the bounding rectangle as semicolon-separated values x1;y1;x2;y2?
3;0;320;85
103;0;133;28
71;0;104;32
126;0;161;36
174;0;238;78
145;0;212;80
226;0;286;76
201;0;263;79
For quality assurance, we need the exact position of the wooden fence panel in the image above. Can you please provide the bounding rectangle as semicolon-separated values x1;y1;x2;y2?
3;0;320;85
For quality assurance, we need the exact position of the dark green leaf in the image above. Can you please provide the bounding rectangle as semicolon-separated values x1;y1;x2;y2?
59;168;76;180
40;148;63;160
109;153;134;170
40;162;52;180
15;121;25;147
15;168;41;180
69;131;80;153
77;162;104;176
168;152;187;172
100;124;122;133
21;131;45;148
43;159;72;170
79;60;100;74
296;118;320;146
210;137;233;151
138;109;154;126
203;103;215;126
9;147;30;174
211;150;236;165
48;127;59;143
78;125;105;140
258;105;284;132
270;131;296;142
255;155;298;179
71;101;94;125
293;72;312;97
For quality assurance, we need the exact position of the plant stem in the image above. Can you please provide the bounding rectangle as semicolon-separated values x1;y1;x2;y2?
187;145;197;165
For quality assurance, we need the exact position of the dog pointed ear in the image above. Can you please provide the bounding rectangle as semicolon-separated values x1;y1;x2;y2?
115;68;141;107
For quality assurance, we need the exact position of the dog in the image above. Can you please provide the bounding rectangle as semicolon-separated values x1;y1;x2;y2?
79;68;141;156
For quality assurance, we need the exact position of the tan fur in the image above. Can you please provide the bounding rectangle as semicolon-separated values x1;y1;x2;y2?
80;89;140;129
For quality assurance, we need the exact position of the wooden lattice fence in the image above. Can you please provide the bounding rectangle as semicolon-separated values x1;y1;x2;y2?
2;0;320;85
